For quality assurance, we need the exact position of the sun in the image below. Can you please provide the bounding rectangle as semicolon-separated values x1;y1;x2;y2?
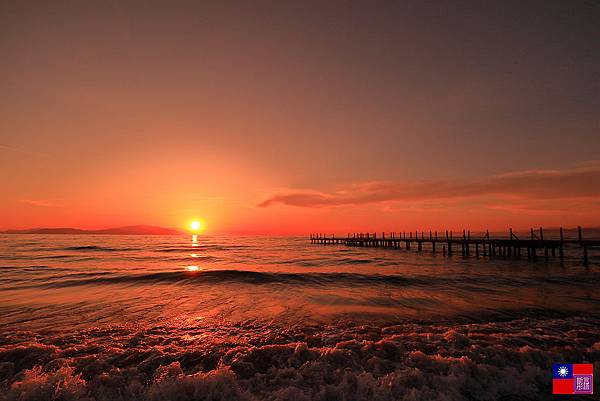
189;219;205;232
558;366;569;377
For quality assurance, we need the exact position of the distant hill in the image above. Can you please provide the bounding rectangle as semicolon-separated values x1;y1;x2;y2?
1;225;185;235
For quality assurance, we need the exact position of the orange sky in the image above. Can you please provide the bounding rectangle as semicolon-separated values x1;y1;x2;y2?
1;1;599;234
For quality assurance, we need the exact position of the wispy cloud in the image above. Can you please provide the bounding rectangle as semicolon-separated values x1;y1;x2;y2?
19;199;58;208
259;162;600;208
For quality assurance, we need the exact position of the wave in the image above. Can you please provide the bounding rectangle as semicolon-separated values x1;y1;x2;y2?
63;245;134;252
32;270;421;289
12;269;599;292
1;315;598;401
65;245;105;251
155;245;255;252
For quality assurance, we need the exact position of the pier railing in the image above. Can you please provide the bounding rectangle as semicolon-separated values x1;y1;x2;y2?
310;226;599;265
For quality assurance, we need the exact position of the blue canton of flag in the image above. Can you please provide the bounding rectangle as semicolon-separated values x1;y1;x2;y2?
553;364;574;379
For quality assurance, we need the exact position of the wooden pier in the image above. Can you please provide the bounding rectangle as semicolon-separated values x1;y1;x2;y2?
310;226;599;265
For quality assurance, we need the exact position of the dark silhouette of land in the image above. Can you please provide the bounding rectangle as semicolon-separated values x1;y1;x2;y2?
0;225;185;235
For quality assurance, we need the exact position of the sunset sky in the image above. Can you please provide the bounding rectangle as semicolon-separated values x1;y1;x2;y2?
1;0;599;234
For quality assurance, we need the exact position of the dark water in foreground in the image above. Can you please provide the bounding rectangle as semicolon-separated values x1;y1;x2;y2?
0;234;599;400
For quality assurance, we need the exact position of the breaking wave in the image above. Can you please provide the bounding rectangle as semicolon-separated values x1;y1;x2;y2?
0;315;598;401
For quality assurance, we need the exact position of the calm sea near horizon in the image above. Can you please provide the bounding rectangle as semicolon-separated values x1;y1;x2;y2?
1;233;599;400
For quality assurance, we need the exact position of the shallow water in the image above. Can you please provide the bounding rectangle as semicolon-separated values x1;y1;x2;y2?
0;234;599;400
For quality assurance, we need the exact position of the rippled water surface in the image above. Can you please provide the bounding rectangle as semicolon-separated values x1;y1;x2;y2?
1;234;599;400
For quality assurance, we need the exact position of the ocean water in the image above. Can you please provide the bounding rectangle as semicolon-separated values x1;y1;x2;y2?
0;233;599;400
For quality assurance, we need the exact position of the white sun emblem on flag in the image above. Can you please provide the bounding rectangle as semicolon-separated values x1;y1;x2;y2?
558;366;569;377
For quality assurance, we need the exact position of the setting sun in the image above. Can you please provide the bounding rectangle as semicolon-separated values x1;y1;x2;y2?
189;220;205;232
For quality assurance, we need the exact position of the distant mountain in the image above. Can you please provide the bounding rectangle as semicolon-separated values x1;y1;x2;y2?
91;225;185;235
0;225;185;235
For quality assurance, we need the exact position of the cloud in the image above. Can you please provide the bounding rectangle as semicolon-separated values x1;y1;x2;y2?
258;162;600;208
19;199;58;208
486;202;593;216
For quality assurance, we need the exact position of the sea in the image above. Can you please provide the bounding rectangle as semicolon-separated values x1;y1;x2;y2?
0;232;599;400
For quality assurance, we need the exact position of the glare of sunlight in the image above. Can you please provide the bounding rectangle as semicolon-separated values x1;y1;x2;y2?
189;219;206;232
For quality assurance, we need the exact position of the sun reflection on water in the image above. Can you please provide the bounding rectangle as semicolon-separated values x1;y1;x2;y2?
185;235;202;271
